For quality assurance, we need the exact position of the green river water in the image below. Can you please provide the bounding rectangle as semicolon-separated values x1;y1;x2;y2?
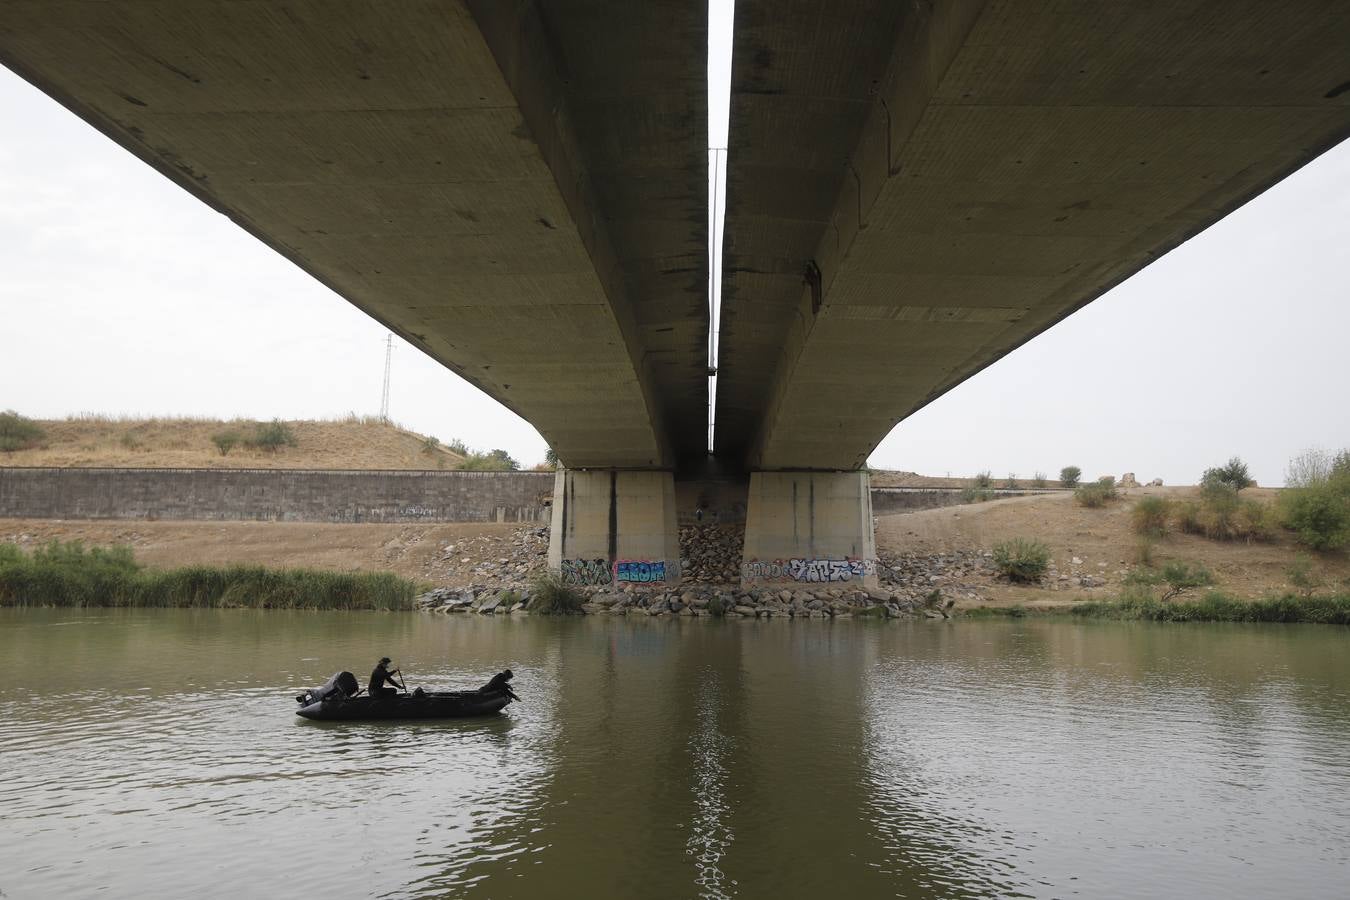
1;609;1347;899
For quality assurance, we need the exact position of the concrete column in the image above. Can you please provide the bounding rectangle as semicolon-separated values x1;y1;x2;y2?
741;471;878;589
547;469;681;587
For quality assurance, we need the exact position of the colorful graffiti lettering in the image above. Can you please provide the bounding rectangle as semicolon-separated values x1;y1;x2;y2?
614;560;667;583
741;557;876;583
560;557;613;586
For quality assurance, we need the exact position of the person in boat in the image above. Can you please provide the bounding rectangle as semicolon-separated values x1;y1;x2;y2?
369;657;404;698
479;669;519;701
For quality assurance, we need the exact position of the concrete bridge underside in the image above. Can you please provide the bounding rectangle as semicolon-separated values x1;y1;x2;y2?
3;1;1350;587
718;0;1350;471
0;1;710;470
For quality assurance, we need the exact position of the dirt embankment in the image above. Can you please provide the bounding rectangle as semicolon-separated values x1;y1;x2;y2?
3;486;1344;606
0;518;532;586
877;486;1350;608
2;417;465;470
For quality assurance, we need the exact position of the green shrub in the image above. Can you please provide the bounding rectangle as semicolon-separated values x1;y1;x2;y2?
1071;591;1350;625
119;432;144;451
1031;472;1047;490
1060;466;1082;488
1178;487;1277;542
992;539;1051;583
1075;479;1117;508
496;589;521;611
1134;537;1156;567
1158;561;1214;601
1004;473;1018;490
247;419;298;452
211;430;242;456
706;595;726;617
973;470;993;490
529;572;585;615
1287;555;1324;598
960;487;993;503
854;604;886;618
1280;486;1349;551
963;605;1026;618
0;411;45;452
421;435;440;454
1278;453;1350;551
459;449;520;471
1131;496;1173;537
446;439;469;456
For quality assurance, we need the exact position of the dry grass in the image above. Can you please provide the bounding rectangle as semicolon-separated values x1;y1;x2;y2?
876;485;1350;608
2;416;465;470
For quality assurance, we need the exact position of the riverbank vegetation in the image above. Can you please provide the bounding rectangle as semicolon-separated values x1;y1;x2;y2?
1069;592;1350;624
964;593;1350;624
1121;452;1349;551
992;539;1051;583
0;541;419;609
1279;449;1350;551
527;572;585;614
0;410;45;453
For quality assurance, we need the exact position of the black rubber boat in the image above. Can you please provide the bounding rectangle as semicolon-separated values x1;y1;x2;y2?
295;671;517;721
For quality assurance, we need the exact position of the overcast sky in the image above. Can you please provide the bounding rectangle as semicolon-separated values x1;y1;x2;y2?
2;11;1346;486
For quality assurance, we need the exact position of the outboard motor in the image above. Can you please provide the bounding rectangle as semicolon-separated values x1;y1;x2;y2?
295;671;359;705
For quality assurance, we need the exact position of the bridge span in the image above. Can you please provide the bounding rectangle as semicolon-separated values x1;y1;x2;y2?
3;1;1348;587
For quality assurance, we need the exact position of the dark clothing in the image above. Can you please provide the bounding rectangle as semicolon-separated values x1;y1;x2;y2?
480;672;512;693
370;664;401;696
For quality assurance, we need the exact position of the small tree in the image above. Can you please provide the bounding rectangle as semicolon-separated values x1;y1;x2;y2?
1159;561;1214;602
211;430;241;456
1004;473;1018;490
544;447;559;469
1060;466;1082;488
0;410;45;453
1286;554;1324;598
1031;472;1047;490
488;449;520;471
1202;457;1255;493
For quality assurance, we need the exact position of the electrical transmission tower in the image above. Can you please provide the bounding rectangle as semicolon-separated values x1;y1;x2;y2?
379;334;393;422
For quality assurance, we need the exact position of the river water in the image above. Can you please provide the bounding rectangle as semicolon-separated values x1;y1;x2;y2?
2;610;1348;899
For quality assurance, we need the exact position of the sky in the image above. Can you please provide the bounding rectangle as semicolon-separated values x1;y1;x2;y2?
2;7;1347;486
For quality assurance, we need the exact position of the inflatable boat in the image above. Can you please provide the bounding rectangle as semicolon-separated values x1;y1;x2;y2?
294;671;517;721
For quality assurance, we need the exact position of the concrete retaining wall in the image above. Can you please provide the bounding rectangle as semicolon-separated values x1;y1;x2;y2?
0;467;554;524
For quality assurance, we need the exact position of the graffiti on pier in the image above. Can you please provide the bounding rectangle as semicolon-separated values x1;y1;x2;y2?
741;557;877;583
560;557;613;586
614;560;668;583
399;506;437;518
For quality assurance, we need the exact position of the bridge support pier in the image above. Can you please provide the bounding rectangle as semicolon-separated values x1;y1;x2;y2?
547;469;681;588
740;471;878;589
